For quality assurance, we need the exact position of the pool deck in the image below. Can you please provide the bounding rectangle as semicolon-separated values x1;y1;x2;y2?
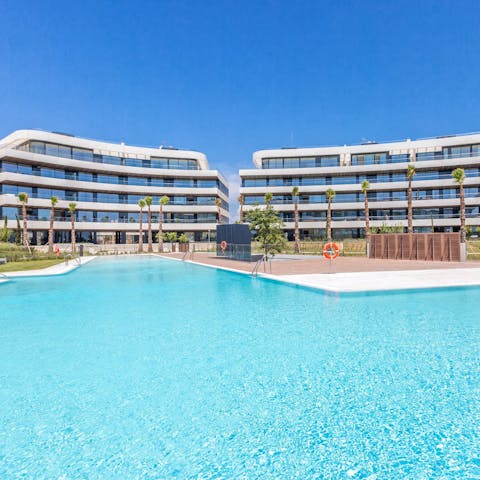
0;256;96;281
161;253;480;293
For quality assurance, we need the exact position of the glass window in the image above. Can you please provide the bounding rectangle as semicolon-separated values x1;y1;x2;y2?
65;170;78;181
18;164;32;175
30;141;45;154
1;162;18;173
79;171;93;182
317;156;339;167
268;178;283;186
376;174;390;183
72;148;93;161
391;191;407;201
58;145;72;158
45;143;59;157
283;158;300;168
332;176;356;185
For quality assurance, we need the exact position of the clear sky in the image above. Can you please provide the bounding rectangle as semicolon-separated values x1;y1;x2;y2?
1;0;480;214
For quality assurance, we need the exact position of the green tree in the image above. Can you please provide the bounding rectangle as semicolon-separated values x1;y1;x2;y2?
292;186;300;253
361;180;370;241
158;195;169;252
452;168;466;242
162;231;178;243
0;216;11;242
245;194;286;256
325;188;335;241
215;198;223;224
238;194;245;223
18;192;31;254
178;233;189;243
48;196;58;253
264;192;273;206
138;198;146;253
407;165;416;234
145;196;153;252
68;202;77;254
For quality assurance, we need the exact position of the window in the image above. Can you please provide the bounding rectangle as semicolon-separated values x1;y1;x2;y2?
283;158;300;168
72;148;93;161
317;156;339;167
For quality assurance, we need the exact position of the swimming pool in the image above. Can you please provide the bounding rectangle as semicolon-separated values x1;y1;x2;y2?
1;256;479;478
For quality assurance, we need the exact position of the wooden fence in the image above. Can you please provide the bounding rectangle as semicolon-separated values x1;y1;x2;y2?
369;233;461;261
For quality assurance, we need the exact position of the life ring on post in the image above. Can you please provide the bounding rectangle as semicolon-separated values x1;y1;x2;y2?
54;244;60;257
323;242;339;260
220;240;228;252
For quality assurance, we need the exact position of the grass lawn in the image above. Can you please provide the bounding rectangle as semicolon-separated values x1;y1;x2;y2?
0;258;64;273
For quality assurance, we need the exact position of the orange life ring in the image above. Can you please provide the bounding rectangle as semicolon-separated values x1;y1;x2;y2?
54;244;60;257
220;240;228;251
323;242;339;260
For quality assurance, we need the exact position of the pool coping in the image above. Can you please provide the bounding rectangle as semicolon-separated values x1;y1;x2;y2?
0;256;97;280
156;254;480;293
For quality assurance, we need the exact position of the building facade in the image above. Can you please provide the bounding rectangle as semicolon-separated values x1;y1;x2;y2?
239;133;480;239
0;130;229;245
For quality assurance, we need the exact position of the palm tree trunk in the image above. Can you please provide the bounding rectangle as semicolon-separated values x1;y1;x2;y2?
294;201;300;253
460;183;466;243
48;206;55;253
158;206;164;253
70;213;76;254
326;200;332;242
364;195;370;241
147;206;152;252
407;180;413;234
138;209;143;253
239;205;243;223
407;179;413;259
22;203;31;254
218;206;222;224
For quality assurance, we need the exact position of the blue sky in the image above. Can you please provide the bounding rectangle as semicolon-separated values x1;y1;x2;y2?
1;0;480;212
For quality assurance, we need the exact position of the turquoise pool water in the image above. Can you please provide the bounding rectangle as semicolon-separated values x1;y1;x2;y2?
1;256;480;479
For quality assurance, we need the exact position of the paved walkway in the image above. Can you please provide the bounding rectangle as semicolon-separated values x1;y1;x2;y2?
0;256;96;280
161;252;480;293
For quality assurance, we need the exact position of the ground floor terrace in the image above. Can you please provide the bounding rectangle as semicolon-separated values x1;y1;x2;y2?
12;227;218;245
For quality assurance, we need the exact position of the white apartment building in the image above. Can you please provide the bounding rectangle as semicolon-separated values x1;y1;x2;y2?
240;133;480;239
0;130;229;245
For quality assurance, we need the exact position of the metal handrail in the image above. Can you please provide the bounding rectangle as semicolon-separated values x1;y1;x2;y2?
0;272;11;282
64;254;82;266
251;255;266;277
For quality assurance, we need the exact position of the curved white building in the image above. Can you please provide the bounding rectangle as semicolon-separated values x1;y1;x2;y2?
240;133;480;239
0;130;229;245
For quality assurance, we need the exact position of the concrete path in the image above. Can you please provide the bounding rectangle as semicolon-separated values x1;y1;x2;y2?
273;268;480;293
0;256;96;280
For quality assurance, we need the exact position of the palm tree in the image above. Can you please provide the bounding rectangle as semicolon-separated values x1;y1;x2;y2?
158;195;169;252
292;186;300;253
18;192;31;254
215;198;223;224
48;196;58;253
145;196;153;252
325;188;335;241
407;165;416;234
452;168;466;243
361;180;370;242
68;202;77;254
238;194;245;223
138;198;146;253
264;192;273;207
